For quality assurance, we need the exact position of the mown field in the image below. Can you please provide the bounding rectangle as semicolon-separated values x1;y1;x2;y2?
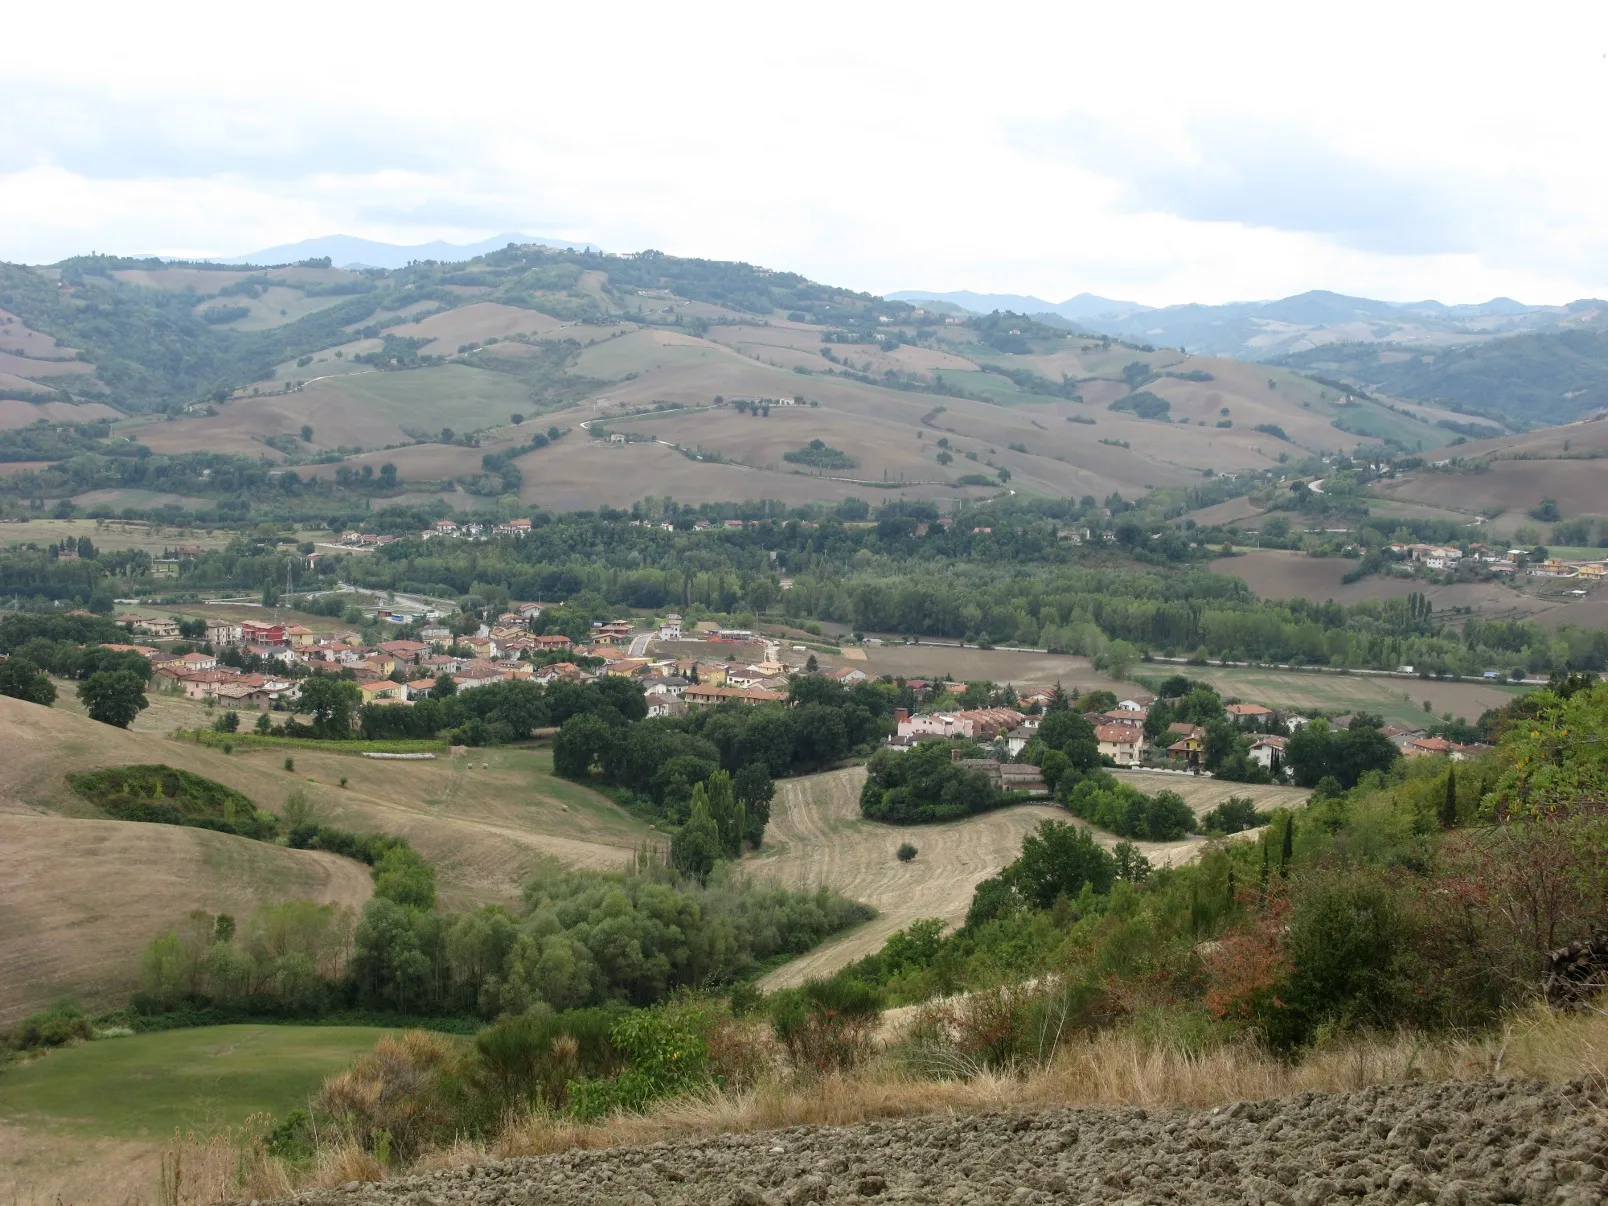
0;1025;401;1206
0;697;651;1020
1173;664;1527;727
752;766;1298;990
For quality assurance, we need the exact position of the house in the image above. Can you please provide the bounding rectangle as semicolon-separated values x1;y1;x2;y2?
358;680;405;704
404;678;439;700
1167;733;1204;771
240;620;287;647
517;602;545;619
659;613;683;641
285;625;317;649
419;626;454;648
593;620;634;645
643;675;690;699
1095;724;1142;767
828;666;869;684
461;635;496;659
380;639;429;663
1002;720;1039;759
648;696;688;719
1100;709;1146;729
205;619;242;646
696;663;729;686
895;708;1025;742
494;518;533;537
177;651;217;673
534;634;573;651
683;685;787;708
953;755;1048;795
534;661;586;684
127;616;179;639
1248;734;1288;770
1225;703;1274;726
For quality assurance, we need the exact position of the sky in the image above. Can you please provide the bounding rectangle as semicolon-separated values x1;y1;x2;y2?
3;0;1607;306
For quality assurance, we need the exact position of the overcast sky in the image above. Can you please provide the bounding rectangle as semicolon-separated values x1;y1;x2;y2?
4;1;1607;305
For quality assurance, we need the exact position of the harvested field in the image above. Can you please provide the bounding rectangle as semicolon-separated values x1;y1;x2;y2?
0;398;119;430
516;439;981;510
845;644;1128;694
1172;664;1528;726
2;699;650;902
295;441;494;483
753;767;1247;990
1210;550;1551;618
0;349;96;378
0;814;373;1023
1108;769;1308;815
386;301;564;353
72;487;212;511
1377;458;1608;526
0;518;235;553
274;1078;1608;1206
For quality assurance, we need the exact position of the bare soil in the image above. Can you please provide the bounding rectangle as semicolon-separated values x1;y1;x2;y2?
274;1078;1608;1206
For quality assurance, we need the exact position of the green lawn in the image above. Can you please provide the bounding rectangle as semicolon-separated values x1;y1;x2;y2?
0;1026;392;1138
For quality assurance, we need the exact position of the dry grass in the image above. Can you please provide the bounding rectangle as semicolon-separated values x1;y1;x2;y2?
392;1005;1608;1180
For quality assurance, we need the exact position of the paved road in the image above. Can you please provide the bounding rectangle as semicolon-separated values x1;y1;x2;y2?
628;632;653;657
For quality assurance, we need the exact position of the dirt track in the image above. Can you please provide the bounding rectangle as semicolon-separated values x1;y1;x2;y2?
751;769;1286;991
279;1078;1608;1206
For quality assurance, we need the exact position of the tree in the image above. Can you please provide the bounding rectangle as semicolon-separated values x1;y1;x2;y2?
294;675;362;737
897;842;918;862
703;769;746;859
804;654;819;674
300;424;314;442
733;762;774;848
433;673;458;697
213;709;240;733
1097;640;1139;680
1035;708;1099;772
0;656;56;705
1046;680;1070;712
1440;763;1458;830
1009;820;1116;908
77;670;147;728
671;790;721;882
1279;814;1294;877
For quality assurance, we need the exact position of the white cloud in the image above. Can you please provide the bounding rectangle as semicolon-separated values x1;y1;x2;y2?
3;0;1607;304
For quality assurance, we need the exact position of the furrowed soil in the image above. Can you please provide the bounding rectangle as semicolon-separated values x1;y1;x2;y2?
276;1078;1608;1206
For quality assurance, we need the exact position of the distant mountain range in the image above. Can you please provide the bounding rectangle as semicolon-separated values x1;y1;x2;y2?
891;288;1608;362
219;232;597;270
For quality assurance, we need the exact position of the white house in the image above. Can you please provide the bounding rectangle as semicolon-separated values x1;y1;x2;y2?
1094;724;1142;767
1249;734;1288;770
659;613;683;641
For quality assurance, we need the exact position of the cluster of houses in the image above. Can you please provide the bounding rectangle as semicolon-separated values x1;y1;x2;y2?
418;518;534;541
1388;542;1608;582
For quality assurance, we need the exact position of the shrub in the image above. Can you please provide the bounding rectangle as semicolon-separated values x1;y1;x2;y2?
1201;795;1270;835
315;1030;462;1160
67;765;277;840
284;756;295;772
897;842;918;862
770;977;884;1074
567;1004;714;1118
6;1001;93;1050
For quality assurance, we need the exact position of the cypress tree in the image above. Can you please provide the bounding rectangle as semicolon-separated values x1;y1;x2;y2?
1279;813;1294;877
671;787;721;883
1440;763;1458;829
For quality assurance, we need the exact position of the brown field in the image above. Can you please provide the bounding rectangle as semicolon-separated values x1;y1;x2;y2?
295;441;495;483
0;349;96;379
1439;415;1608;461
753;767;1293;989
1184;495;1266;527
0;308;78;359
1376;459;1608;527
1209;549;1555;619
516;438;986;510
110;267;254;294
0;813;374;1023
0;459;52;475
0;399;122;433
385;301;565;354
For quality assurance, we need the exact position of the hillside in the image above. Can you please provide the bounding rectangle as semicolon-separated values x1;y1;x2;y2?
1278;325;1608;428
0;694;654;1017
0;248;1478;515
895;288;1608;363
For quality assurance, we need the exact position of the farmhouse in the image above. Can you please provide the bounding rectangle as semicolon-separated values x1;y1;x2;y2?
1095;724;1142;767
1249;734;1288;770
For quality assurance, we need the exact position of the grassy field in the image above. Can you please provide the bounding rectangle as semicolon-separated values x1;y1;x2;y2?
0;517;238;553
1157;664;1528;727
311;364;534;434
0;697;652;1018
0;1025;394;1139
753;766;1290;990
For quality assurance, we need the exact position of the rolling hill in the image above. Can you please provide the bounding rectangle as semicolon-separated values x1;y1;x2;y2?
0;694;654;1020
0;247;1500;514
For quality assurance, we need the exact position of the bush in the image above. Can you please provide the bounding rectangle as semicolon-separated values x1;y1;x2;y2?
770;977;884;1074
6;1002;93;1050
897;842;918;862
1201;795;1270;835
67;765;278;840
